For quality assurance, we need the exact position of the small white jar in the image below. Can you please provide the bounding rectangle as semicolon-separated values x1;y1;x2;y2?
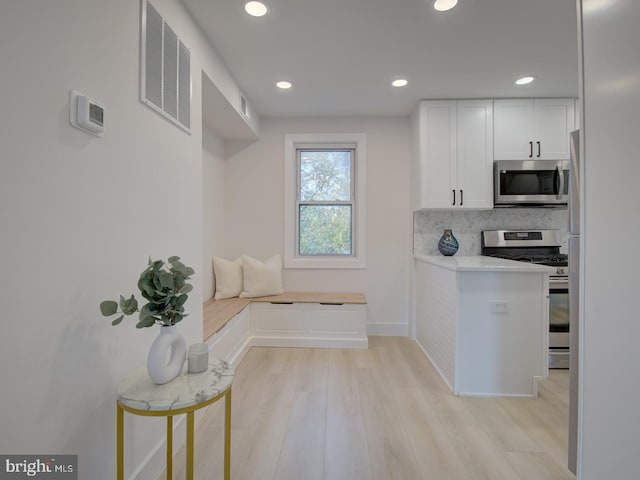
187;343;209;374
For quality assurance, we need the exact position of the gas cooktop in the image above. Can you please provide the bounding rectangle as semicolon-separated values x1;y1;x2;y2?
486;252;568;267
481;229;568;271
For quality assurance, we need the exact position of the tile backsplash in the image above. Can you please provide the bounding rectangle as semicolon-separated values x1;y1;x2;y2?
414;208;569;256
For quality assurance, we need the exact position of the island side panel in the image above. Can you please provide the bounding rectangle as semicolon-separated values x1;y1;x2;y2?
455;271;548;396
415;260;457;391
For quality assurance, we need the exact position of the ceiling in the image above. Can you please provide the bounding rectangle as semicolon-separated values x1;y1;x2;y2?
182;0;579;117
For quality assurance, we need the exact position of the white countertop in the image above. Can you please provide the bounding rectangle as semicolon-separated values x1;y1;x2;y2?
414;254;556;273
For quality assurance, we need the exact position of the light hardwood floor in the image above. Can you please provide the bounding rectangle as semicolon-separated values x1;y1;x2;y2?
160;336;575;480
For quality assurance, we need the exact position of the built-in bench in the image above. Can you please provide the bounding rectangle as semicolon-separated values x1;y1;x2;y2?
203;292;368;366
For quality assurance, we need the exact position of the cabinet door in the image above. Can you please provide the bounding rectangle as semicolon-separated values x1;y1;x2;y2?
534;99;575;159
494;99;535;160
419;101;457;208
456;100;494;209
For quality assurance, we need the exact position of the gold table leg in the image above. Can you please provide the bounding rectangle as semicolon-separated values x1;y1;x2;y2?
117;402;124;480
224;388;232;480
186;411;194;480
166;415;173;480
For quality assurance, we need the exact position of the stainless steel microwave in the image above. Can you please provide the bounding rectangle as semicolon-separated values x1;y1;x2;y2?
494;160;569;207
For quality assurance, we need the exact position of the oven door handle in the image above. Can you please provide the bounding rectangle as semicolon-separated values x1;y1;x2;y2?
549;277;569;290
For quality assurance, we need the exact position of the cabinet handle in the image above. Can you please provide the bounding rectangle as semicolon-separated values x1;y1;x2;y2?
452;189;456;205
537;141;541;157
460;189;463;206
529;141;533;158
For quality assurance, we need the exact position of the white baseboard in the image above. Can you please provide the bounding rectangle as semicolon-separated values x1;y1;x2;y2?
366;322;409;337
251;336;368;349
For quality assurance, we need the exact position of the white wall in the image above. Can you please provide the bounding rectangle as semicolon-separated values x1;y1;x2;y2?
202;129;226;300
579;0;640;478
0;1;239;479
224;117;412;334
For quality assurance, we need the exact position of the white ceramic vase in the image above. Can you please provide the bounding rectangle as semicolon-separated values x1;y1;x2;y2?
147;325;186;384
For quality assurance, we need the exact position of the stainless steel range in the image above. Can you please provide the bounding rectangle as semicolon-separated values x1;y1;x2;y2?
481;229;569;369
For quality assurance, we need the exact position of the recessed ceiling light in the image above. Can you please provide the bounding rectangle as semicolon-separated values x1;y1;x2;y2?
515;76;535;85
392;79;408;88
244;1;268;17
276;81;292;90
433;0;458;12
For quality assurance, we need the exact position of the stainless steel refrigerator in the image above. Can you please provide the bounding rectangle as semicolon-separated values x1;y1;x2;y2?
568;129;580;474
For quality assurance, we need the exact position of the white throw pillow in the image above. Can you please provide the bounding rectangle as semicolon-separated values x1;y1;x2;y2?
239;254;285;298
212;256;243;300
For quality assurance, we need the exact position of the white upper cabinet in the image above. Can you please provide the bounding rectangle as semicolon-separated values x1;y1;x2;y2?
494;99;575;160
456;100;494;209
412;99;493;210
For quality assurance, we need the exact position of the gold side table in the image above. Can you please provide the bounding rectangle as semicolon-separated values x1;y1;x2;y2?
116;359;233;480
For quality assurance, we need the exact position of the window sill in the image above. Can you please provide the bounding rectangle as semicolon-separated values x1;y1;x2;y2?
284;256;366;269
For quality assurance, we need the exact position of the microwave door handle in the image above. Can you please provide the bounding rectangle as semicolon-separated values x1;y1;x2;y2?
555;164;565;198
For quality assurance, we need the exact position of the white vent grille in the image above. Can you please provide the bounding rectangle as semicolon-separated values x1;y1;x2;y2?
178;41;190;129
140;0;191;133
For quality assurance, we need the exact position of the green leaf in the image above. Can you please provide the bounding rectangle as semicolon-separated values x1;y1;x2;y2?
111;315;124;326
136;315;156;328
185;267;195;276
179;284;193;295
159;271;173;289
138;274;155;296
168;256;180;264
100;300;118;316
176;294;188;307
152;274;162;290
121;295;138;315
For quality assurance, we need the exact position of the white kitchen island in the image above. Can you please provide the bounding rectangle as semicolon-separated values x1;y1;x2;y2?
414;255;554;397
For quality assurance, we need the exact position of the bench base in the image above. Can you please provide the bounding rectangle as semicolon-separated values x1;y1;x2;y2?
251;301;367;349
204;293;368;365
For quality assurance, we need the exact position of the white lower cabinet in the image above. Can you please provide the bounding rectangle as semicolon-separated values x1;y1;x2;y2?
415;258;549;397
250;302;368;349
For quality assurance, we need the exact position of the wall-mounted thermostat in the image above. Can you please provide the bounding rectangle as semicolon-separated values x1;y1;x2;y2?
69;90;104;137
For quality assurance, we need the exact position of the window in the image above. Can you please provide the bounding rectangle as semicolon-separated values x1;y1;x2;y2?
284;134;366;269
298;149;353;256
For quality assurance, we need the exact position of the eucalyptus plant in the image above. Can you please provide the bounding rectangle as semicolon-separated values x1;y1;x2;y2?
100;256;194;328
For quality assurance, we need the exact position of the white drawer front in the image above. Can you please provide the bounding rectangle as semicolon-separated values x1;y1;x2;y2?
308;307;365;336
253;306;304;335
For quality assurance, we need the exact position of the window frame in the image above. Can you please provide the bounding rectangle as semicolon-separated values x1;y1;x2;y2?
284;133;366;269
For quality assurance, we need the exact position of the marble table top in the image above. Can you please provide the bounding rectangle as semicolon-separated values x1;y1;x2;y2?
118;358;234;412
